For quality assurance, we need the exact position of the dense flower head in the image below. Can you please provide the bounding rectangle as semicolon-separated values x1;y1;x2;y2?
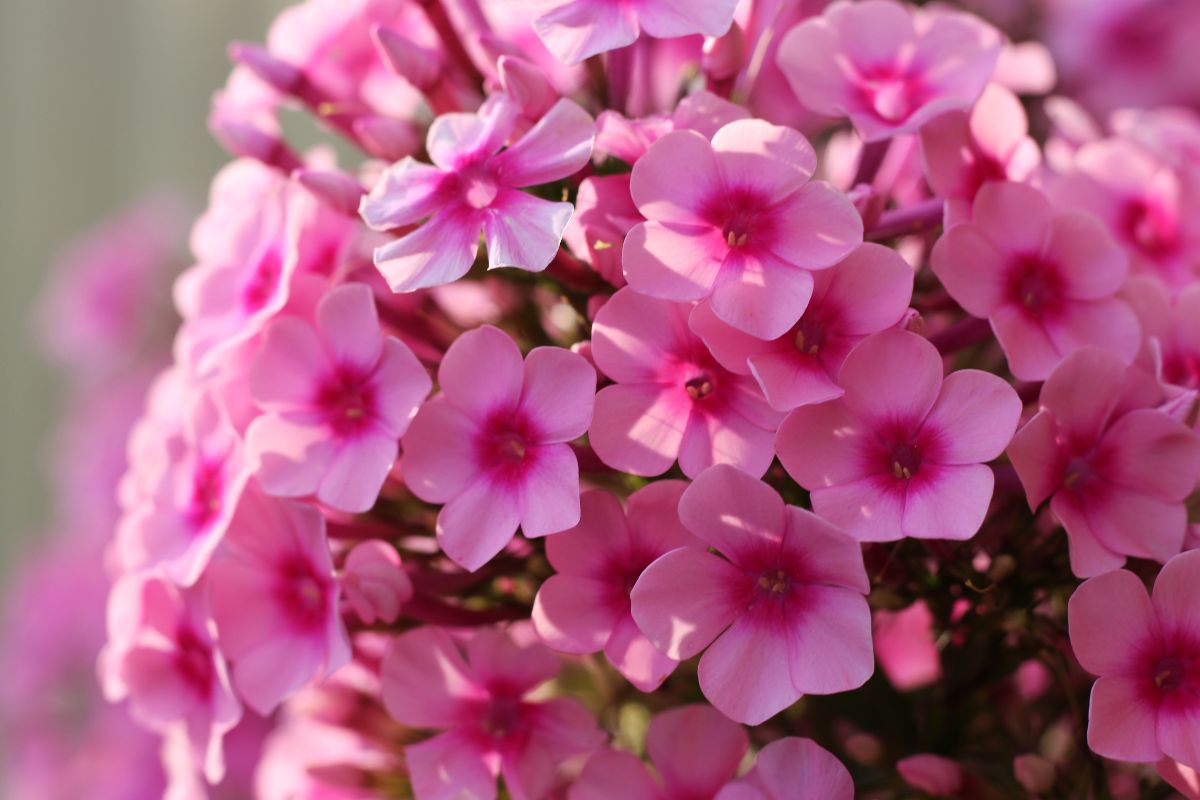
19;1;1200;797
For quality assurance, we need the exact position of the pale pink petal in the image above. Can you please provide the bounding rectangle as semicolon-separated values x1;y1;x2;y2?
623;221;728;302
822;243;914;335
901;463;994;540
812;477;905;543
1160;704;1200;777
604;612;679;692
1043;299;1141;367
590;287;693;382
677;401;777;479
484;191;573;272
228;635;322;716
545;489;632;578
750;350;843;411
373;338;433;436
359;157;449;230
990;306;1064;382
971;181;1053;255
626;479;697;556
677;464;786;569
918;109;973;199
711;120;816;204
630;547;753;660
373;211;481;293
316;431;398;513
1038;347;1125;442
438;325;524;420
923;370;1022;464
437;478;522;571
1044;212;1128;300
1068;568;1156;677
518;443;581;538
120;647;198;724
343;540;411;625
688;301;772;375
532;0;639;66
406;730;497;800
780;507;870;592
636;0;738;38
426;105;515;171
249;318;327;409
786;585;874;695
400;397;479;503
647;704;748;797
838;330;943;426
1087;487;1187;566
749;738;855;800
1152;551;1200;648
1088;676;1163;763
698;601;800;724
465;628;560;694
493;99;595;188
709;251;815;341
775;18;854;119
570;749;661;800
630;130;722;226
381;627;482;728
766;182;863;271
519;346;596;443
245;414;336;498
776;400;871;489
1099;409;1200;499
969;84;1030;156
315;283;382;370
929;225;1009;317
1158;758;1200;800
1007;411;1067;509
590;384;688;476
1051;492;1128;579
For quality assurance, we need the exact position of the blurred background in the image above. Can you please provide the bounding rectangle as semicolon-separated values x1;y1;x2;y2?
0;0;288;560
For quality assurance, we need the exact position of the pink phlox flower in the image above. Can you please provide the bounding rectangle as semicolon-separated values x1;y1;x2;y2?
359;98;596;292
1123;276;1200;397
690;242;914;412
100;573;241;785
206;487;351;715
777;0;1002;142
777;329;1021;542
532;481;701;691
562;174;640;288
715;738;855;800
341;539;412;626
931;180;1140;381
1068;550;1200;770
569;704;748;799
593;89;750;165
630;465;873;724
587;288;782;479
918;84;1041;224
532;0;738;65
245;282;431;513
381;625;605;800
400;325;596;571
874;600;941;691
623;117;862;340
1008;347;1200;577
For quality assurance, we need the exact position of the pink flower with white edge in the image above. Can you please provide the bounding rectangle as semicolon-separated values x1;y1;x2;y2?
1068;550;1200;771
100;573;241;785
207;488;351;715
1007;348;1200;578
776;0;1002;143
630;465;873;724
690;242;914;412
381;626;604;800
776;329;1021;542
715;738;855;800
244;283;430;513
341;539;412;626
532;482;701;691
532;0;738;66
359;99;595;292
115;391;250;586
570;704;748;799
588;288;782;479
930;181;1140;382
622;118;862;340
400;325;596;571
918;84;1041;224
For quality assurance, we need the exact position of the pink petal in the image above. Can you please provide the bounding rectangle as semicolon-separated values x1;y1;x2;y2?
1158;758;1200;800
546;489;632;577
776;400;871;489
249;317;326;409
484;191;573;272
711;119;816;205
775;17;854;119
315;283;382;370
901;462;994;540
750;350;843;412
1007;410;1067;509
381;627;482;728
493;99;595;188
767;182;864;271
780;507;870;592
1084;485;1187;566
359;157;449;230
1088;675;1164;763
630;547;753;660
426;105;515;171
749;738;855;800
400;397;479;504
636;0;738;38
1045;212;1128;300
342;540;411;625
590;287;694;382
1038;347;1125;443
626;479;697;557
647;704;748;797
786;585;874;695
688;301;771;375
630;129;722;226
709;250;815;340
922;369;1022;464
677;464;786;569
439;325;524;420
316;431;398;513
406;730;497;800
1068;568;1156;677
590;384;688;476
518;443;581;538
120;646;197;724
812;477;905;543
532;0;639;65
1099;409;1200;500
677;399;778;479
519;346;596;443
971;181;1053;256
1160;703;1200;777
929;224;1009;317
228;635;322;716
990;306;1064;382
918;109;973;199
622;221;727;302
1152;551;1200;650
570;749;661;800
969;82;1030;158
373;210;481;293
437;478;522;571
245;414;336;499
822;243;914;335
698;600;801;724
1051;492;1128;579
465;628;560;694
1043;299;1141;368
373;338;433;436
604;612;679;692
838;329;944;427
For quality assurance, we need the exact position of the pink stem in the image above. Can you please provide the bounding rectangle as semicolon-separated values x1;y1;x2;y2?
865;198;945;241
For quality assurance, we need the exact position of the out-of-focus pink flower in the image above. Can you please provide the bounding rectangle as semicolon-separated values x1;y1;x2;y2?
359;99;595;292
244;283;430;513
715;737;855;800
690;243;913;412
570;704;747;799
931;181;1139;381
896;753;964;797
592;89;748;165
401;325;595;571
100;574;241;785
777;0;1002;142
341;540;412;626
777;329;1020;542
874;601;941;691
1123;277;1200;396
381;626;604;800
1013;753;1055;794
207;488;351;715
532;0;738;65
1008;348;1200;577
623;118;862;339
631;465;872;724
1068;550;1200;770
588;288;782;479
533;482;701;691
562;174;640;287
918;84;1040;223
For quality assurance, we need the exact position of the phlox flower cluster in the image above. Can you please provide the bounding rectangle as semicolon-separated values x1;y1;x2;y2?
11;0;1200;798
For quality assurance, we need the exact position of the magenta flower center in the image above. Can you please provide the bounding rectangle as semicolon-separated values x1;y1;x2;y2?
793;316;827;355
175;627;215;695
1007;255;1064;317
1153;656;1189;692
888;441;924;481
457;162;501;210
756;568;792;597
477;410;541;483
276;557;330;632
316;367;377;437
480;693;525;739
1121;197;1180;258
703;188;774;251
241;246;283;312
685;374;715;400
186;458;225;530
858;66;926;123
